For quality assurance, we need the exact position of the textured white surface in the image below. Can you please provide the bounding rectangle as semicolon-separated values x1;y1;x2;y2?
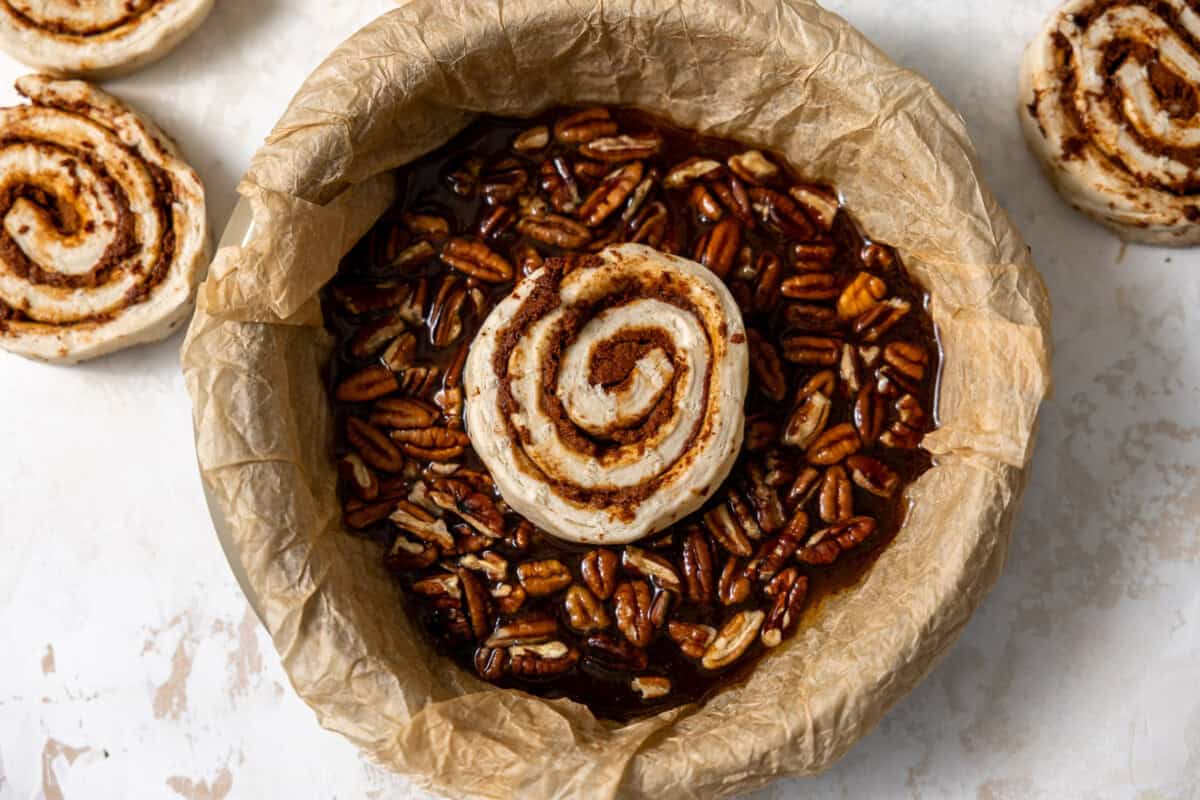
0;1;1196;798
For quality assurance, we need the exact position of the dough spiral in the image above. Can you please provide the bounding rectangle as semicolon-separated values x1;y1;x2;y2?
1020;0;1200;245
464;244;749;545
0;0;213;77
0;75;209;363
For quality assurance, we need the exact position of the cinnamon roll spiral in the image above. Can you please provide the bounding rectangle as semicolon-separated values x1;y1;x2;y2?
1020;0;1200;245
464;244;749;545
0;0;213;78
0;75;209;363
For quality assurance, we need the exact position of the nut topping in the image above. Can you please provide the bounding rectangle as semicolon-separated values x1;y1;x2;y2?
701;610;765;670
517;559;573;596
581;549;620;600
613;579;655;648
564;585;611;633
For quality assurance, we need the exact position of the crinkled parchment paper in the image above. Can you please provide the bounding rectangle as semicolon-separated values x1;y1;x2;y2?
181;1;1052;797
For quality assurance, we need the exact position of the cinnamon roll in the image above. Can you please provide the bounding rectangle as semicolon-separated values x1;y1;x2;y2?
1020;0;1200;245
464;244;749;545
0;0;213;78
0;75;210;363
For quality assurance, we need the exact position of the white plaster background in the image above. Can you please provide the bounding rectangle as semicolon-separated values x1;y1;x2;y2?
0;1;1196;798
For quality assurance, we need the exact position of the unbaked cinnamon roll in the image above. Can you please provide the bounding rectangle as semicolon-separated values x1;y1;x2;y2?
1020;0;1200;245
464;244;749;545
0;75;210;363
0;0;213;78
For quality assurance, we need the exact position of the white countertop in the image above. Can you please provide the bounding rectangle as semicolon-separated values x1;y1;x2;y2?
1;2;1197;798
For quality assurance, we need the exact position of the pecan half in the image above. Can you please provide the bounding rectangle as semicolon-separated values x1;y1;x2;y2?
788;184;839;231
457;568;491;640
517;559;573;596
554;108;617;143
703;503;753;557
748;187;815;241
796;516;877;565
780;272;839;300
459;551;509;581
855;297;911;342
680;527;715;605
564;585;611;633
336;366;399;403
349;312;408;360
728;150;779;184
579;162;643;227
622;547;682;592
745;464;787;533
846;455;899;497
485;616;558;647
884;341;929;382
517;213;593;248
663;157;723;188
585;632;647;671
747;329;787;403
344;497;397;530
370;396;440;430
837;271;887;319
390;501;455;550
702;610;765;670
781;334;841;366
510;642;579;676
786;466;822;510
667;621;717;659
613;579;655;647
784;370;835;448
854;385;887;445
631;676;671;700
576;549;616;601
806;423;862;465
333;281;411;315
717;557;753;605
762;568;808;647
346;417;405;472
385;534;437;570
695;217;741;279
390;427;470;462
818;465;854;523
429;478;505;537
753;510;807;581
689;183;725;221
474;646;508;680
753;251;785;312
513;125;550;152
580;133;662;162
440;237;514;283
338;453;379;501
381;332;418;372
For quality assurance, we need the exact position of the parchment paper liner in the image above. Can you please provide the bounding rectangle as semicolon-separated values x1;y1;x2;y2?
182;1;1052;797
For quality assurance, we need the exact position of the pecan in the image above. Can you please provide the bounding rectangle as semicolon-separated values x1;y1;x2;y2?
784;370;835;448
493;583;527;615
385;534;437;570
745;464;786;533
862;242;896;269
579;162;643;227
402;212;450;241
344;497;396;530
333;281;411;315
513;125;550;152
429;478;505;537
510;642;579;676
711;176;754;225
540;157;582;213
613;579;655;647
727;491;764;541
881;394;928;450
396;278;428;326
783;303;838;332
474;646;508;680
694;217;741;278
346;417;405;472
846;455;899;497
855;297;911;342
689;183;724;221
620;175;655;221
396;365;441;398
485;616;558;647
717;557;753;605
819;465;854;522
622;547;682;592
840;343;863;394
573;157;609;182
385;239;436;271
680;527;715;605
797;516;877;564
459;551;509;581
649;588;673;630
564;585;611;633
631;676;671;700
837;272;888;320
780;272;838;300
781;334;841;366
702;610;765;670
457;568;491;640
413;572;461;599
480;158;529;205
663;157;723;188
517;214;593;248
517;559;573;596
477;204;514;240
703;503;753;557
370;397;439;430
428;276;468;347
440;237;514;283
753;252;784;312
762;568;808;647
381;332;418;371
786;466;822;510
349;312;408;360
743;414;780;452
747;329;787;403
854;385;887;445
390;427;470;462
580;548;620;600
336;366;399;403
390;501;454;550
806;423;862;465
444;155;483;197
514;242;544;276
728;150;779;184
338;453;379;501
788;184;839;231
580;133;662;162
667;622;717;659
763;449;797;489
749;187;816;241
506;519;534;552
585;632;647;671
626;200;669;246
884;341;929;382
753;510;807;581
792;242;838;272
553;108;617;143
